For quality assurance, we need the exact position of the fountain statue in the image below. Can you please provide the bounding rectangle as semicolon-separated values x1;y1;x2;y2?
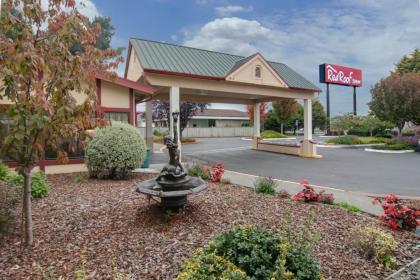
136;112;207;208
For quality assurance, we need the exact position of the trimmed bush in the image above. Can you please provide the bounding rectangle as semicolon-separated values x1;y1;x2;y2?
260;130;288;139
349;226;397;270
178;226;322;280
254;176;277;196
3;171;49;198
85;122;146;179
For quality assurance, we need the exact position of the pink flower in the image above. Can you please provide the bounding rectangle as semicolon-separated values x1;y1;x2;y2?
299;179;309;186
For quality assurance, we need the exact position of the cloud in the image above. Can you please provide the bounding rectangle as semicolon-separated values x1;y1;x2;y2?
182;0;420;115
215;5;253;16
184;17;275;55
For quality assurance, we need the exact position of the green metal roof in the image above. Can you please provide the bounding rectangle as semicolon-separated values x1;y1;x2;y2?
130;38;321;92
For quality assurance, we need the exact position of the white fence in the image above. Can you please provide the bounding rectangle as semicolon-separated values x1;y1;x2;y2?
138;127;254;138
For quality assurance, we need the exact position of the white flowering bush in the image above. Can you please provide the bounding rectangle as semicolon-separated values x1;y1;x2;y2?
85;122;146;179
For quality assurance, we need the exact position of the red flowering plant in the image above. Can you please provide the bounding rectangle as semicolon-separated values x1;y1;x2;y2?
293;179;335;204
372;194;420;230
204;162;225;183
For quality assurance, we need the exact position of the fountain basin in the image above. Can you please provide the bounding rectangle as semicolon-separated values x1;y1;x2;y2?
135;176;207;208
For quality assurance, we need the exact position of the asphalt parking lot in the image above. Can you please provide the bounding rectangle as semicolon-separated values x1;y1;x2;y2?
173;137;420;197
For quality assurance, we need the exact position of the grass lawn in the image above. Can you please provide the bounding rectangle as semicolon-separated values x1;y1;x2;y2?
1;173;418;279
325;136;388;145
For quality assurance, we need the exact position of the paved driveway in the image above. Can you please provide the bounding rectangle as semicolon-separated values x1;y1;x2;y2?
179;137;420;197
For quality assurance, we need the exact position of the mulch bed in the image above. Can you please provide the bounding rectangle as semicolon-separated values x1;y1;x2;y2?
0;173;419;280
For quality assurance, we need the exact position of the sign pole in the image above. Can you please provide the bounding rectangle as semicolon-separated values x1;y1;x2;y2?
326;83;330;134
353;86;357;116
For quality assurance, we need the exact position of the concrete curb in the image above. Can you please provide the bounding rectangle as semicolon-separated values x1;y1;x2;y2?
223;170;384;216
365;148;415;154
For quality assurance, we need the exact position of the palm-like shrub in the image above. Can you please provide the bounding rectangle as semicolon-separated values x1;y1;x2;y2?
85;122;146;179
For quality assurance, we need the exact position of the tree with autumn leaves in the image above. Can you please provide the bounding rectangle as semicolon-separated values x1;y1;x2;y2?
370;50;420;136
0;0;121;246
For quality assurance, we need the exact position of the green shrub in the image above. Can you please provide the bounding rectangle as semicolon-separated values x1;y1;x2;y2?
349;226;397;270
177;251;247;280
186;163;210;181
4;171;49;198
260;130;288;139
178;226;322;280
336;202;362;213
0;161;8;181
325;136;387;145
206;226;282;279
30;172;49;198
372;139;417;151
325;136;362;145
85;122;146;179
284;245;321;280
254;176;277;196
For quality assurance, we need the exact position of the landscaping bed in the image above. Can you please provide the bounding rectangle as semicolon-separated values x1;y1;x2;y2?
324;136;388;145
1;173;419;279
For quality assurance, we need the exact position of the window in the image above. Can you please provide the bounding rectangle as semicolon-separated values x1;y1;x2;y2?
45;138;84;160
208;119;216;127
255;66;261;78
104;112;129;123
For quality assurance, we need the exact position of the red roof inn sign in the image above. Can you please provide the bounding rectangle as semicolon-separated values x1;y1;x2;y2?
319;63;363;128
319;64;362;87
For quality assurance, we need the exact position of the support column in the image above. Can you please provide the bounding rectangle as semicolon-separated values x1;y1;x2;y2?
304;99;312;141
301;99;320;158
169;86;181;156
252;102;261;149
145;100;153;152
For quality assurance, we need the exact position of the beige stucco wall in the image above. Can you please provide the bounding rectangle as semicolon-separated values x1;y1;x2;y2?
226;56;287;88
101;80;130;108
126;48;144;82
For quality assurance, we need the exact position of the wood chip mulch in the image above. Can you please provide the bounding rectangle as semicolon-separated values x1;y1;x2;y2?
0;173;419;280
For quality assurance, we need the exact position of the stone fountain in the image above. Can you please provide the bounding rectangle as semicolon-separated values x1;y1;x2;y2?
135;112;207;209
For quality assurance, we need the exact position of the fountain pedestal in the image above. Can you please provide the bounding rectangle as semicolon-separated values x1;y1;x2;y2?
135;112;207;209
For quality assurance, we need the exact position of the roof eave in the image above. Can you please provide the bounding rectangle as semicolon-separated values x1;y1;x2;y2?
95;72;156;95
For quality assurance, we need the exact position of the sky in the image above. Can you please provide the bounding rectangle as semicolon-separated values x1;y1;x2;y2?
76;0;420;116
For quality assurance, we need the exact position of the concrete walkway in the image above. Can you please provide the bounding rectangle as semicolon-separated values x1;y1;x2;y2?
140;163;383;216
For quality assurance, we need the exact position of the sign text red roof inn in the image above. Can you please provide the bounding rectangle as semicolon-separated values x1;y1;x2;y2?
319;64;362;87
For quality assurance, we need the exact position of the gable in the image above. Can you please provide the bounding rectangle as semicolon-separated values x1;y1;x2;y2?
225;54;288;88
125;45;144;82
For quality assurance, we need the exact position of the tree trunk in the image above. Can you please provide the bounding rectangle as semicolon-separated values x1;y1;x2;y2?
397;123;404;138
22;167;33;247
281;123;284;135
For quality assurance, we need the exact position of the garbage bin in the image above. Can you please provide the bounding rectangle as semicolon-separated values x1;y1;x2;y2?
141;149;151;168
